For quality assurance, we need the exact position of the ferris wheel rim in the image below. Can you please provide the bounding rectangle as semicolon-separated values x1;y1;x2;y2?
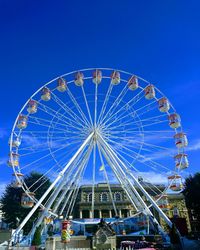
9;67;186;213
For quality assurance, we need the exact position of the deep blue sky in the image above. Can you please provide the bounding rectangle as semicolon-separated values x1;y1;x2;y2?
0;0;200;191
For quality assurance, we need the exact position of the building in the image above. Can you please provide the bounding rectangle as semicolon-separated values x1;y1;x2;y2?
70;183;191;235
73;183;134;219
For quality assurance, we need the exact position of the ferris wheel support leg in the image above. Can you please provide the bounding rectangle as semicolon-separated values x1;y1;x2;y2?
99;139;151;214
54;142;94;215
98;142;142;212
13;132;94;241
99;134;173;228
29;139;94;240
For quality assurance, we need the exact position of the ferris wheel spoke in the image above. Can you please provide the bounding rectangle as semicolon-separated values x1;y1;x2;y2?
103;137;171;192
98;143;141;212
22;147;71;180
37;102;86;130
133;119;168;130
27;119;83;134
100;87;144;127
19;137;82;156
28;160;63;191
66;88;91;127
94;80;98;128
99;137;173;227
81;85;93;125
20;139;82;170
51;92;88;128
136;105;158;118
133;99;157;114
97;83;113;124
102;143;164;196
104;134;172;171
99;83;129;125
29;114;84;133
98;137;148;212
106;114;167;133
107;134;174;153
112;152;165;196
106;102;159;129
105;99;158;129
110;139;172;173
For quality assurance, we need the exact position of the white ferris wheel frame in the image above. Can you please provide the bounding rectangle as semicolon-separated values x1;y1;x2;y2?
9;68;186;240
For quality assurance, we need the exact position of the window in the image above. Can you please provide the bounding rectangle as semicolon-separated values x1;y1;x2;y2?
87;193;93;202
100;192;108;202
114;192;121;201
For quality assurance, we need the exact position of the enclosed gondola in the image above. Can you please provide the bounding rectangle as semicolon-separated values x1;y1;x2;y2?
17;115;28;129
27;100;38;114
155;194;170;211
74;72;84;86
174;153;189;169
174;133;188;148
128;76;139;90
158;97;170;112
168;175;183;192
92;70;102;84
9;137;21;148
57;78;67;92
144;85;155;100
12;173;24;188
8;152;19;167
111;71;120;85
168;113;181;129
21;192;35;208
41;87;51;101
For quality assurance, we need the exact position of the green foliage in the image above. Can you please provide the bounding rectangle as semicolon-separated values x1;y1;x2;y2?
183;172;200;210
31;226;41;246
0;172;51;234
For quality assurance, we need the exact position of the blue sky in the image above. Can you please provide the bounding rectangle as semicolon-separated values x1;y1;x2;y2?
0;0;200;192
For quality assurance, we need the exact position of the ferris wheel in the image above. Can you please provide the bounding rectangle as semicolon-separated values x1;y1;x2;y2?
8;68;188;238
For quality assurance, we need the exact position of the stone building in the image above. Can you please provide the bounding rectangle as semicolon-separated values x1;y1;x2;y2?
71;183;191;235
73;183;134;219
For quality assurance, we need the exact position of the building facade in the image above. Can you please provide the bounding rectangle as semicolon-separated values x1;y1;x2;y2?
71;183;191;234
73;183;134;219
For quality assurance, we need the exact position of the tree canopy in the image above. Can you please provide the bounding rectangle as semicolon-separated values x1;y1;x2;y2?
182;172;200;232
0;172;51;234
183;172;200;211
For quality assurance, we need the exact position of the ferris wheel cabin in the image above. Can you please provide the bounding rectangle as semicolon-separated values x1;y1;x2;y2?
128;76;139;90
21;192;35;209
111;71;120;85
57;77;67;92
174;153;189;170
92;70;102;84
144;85;155;100
74;72;84;86
41;87;51;101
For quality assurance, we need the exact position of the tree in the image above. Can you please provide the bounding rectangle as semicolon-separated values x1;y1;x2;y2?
0;172;51;234
182;172;200;231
